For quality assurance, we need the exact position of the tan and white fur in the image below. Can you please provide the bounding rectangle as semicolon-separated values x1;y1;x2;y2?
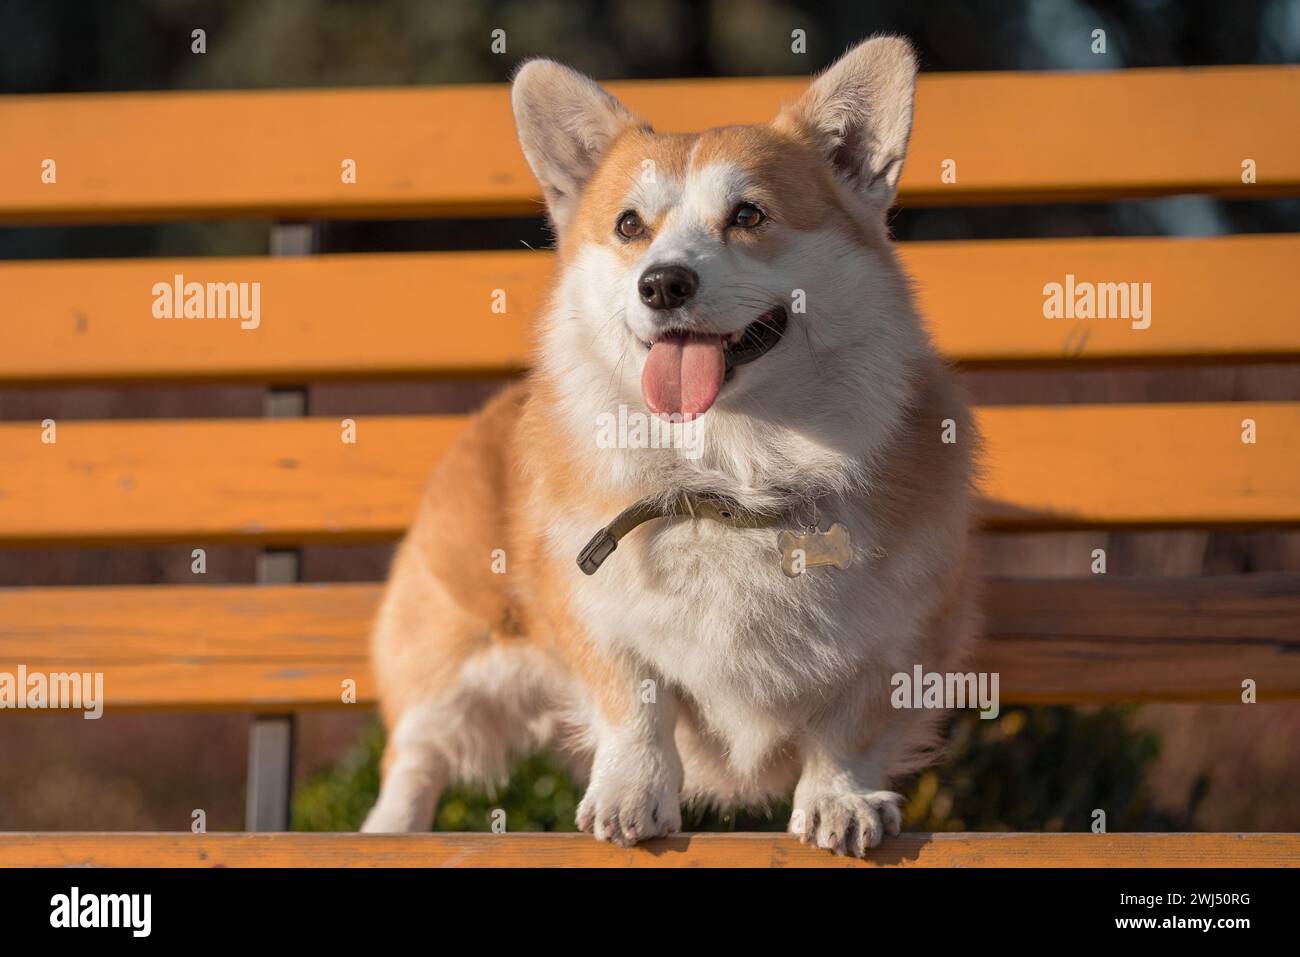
362;36;981;857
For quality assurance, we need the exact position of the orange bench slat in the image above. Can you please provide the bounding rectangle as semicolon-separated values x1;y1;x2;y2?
2;235;1297;384
2;67;1296;223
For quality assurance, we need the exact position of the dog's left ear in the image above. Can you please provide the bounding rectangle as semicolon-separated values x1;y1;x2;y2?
774;36;918;212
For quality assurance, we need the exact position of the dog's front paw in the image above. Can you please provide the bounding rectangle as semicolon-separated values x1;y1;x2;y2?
789;789;903;857
576;773;681;847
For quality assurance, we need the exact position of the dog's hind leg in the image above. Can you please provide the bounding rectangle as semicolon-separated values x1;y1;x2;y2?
362;642;569;833
362;700;452;833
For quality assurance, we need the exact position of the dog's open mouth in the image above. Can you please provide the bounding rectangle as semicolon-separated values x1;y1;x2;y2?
639;307;787;418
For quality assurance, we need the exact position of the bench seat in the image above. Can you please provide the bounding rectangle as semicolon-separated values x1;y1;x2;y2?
0;831;1295;868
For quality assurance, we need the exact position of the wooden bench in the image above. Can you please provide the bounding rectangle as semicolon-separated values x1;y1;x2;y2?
2;65;1298;867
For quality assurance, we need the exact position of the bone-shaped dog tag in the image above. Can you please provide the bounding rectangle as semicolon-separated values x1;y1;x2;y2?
779;522;852;577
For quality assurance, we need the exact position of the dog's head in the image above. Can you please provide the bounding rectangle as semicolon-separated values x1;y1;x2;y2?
513;37;930;487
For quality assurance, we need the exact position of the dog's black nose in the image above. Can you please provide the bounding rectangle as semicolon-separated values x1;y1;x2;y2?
638;264;698;311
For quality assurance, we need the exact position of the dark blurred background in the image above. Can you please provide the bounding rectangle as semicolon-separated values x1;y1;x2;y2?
1;0;1296;834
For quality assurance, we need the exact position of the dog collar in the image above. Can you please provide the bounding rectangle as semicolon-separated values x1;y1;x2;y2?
577;490;786;575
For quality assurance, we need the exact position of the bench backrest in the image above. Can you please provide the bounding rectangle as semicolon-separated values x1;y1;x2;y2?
1;66;1298;714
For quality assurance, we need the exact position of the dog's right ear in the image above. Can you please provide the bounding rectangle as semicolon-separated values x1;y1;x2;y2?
511;60;641;234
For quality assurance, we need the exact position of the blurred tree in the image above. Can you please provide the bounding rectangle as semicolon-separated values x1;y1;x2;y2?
5;0;1297;94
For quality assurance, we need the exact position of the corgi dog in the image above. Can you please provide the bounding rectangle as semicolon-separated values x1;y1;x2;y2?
362;35;981;857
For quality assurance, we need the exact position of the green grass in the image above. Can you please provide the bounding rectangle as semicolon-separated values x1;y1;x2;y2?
293;706;1202;833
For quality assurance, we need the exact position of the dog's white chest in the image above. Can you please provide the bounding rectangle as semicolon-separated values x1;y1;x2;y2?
566;513;891;771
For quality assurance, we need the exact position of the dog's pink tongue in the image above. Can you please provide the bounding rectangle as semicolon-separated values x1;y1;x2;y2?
641;335;725;417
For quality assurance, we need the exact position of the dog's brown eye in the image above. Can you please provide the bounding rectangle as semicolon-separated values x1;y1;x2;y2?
616;210;645;239
732;203;766;228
